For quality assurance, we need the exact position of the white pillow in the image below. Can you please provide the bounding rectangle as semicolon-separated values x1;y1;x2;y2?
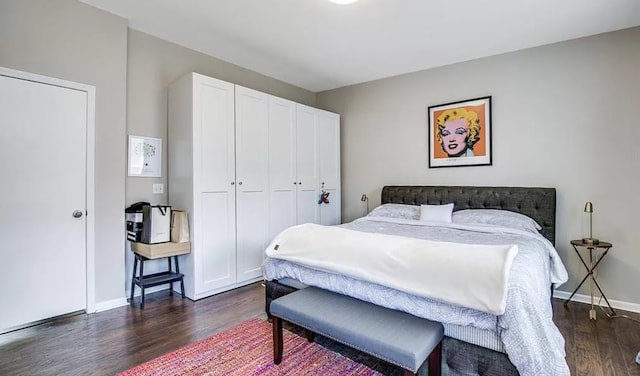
452;209;542;233
368;203;420;220
419;203;454;223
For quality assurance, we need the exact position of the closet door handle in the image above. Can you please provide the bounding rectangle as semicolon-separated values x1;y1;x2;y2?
231;182;235;185
293;182;297;185
238;181;243;185
298;182;302;185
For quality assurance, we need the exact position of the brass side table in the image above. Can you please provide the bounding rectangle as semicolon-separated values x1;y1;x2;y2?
563;240;616;320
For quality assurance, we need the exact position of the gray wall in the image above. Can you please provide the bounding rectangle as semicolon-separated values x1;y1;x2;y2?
0;0;128;305
4;0;637;309
126;29;315;206
125;29;316;291
0;0;317;306
317;27;640;307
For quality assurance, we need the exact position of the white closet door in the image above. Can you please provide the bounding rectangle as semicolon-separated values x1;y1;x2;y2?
235;86;269;282
268;96;297;239
0;73;87;332
296;105;320;224
318;111;341;225
195;76;236;294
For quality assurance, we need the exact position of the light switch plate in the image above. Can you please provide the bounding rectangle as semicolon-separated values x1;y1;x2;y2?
153;183;164;194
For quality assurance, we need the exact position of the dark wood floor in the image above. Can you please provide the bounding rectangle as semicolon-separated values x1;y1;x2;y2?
0;282;639;376
555;298;640;376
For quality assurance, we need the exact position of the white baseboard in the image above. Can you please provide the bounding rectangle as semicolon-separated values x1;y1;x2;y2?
191;277;262;300
91;288;640;315
93;285;176;313
553;290;640;313
94;297;128;313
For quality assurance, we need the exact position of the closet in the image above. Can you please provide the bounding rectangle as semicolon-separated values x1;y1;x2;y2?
168;72;340;300
268;98;341;239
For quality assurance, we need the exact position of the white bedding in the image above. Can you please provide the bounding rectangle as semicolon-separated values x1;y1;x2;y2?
266;223;518;315
262;216;570;376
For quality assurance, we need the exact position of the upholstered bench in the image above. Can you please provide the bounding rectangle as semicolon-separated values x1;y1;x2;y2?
270;286;444;376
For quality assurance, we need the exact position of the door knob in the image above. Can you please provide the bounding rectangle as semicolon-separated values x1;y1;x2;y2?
231;182;235;185
72;210;83;218
238;181;243;185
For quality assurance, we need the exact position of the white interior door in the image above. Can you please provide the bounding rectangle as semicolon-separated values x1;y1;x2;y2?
0;72;88;333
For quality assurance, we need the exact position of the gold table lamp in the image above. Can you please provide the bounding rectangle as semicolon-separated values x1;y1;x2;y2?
582;201;599;245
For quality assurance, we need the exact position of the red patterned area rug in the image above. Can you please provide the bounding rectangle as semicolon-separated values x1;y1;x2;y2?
117;318;383;376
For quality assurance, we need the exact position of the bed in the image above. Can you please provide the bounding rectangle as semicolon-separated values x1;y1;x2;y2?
263;185;569;376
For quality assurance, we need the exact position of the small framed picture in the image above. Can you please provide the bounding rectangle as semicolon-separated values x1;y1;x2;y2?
427;96;492;168
128;135;162;177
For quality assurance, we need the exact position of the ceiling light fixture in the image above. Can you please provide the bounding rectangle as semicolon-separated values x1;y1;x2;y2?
328;0;359;4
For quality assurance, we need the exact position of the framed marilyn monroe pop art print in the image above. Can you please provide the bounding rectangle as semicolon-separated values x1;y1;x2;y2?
427;96;492;168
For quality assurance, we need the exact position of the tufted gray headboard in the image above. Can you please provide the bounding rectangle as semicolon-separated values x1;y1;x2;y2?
381;185;556;245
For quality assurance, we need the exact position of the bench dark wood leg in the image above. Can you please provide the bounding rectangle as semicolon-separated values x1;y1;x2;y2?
428;341;442;376
305;329;315;342
273;316;283;364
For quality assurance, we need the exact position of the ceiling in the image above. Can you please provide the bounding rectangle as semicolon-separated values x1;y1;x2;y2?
79;0;640;92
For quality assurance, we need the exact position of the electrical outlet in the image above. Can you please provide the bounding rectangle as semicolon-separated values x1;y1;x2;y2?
153;184;164;194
